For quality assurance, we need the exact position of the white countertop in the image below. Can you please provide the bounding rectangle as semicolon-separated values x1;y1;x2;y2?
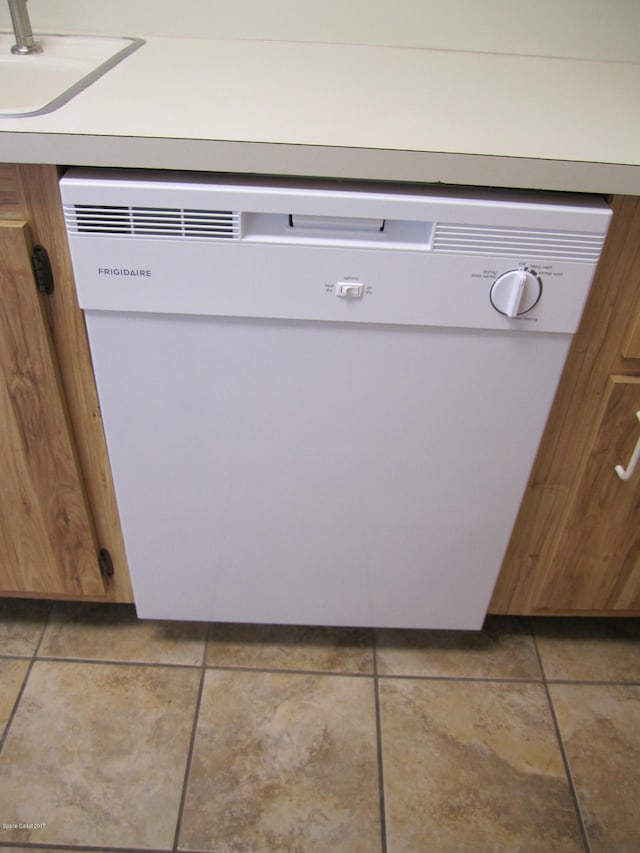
1;34;639;193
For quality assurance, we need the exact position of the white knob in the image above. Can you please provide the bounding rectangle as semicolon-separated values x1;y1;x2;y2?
490;269;542;317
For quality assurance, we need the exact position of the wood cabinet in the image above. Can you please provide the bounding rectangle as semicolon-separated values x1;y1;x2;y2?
0;220;103;596
0;164;132;602
490;196;640;615
536;376;640;610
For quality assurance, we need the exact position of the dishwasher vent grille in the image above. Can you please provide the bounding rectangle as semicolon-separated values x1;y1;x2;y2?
432;223;606;262
64;204;241;240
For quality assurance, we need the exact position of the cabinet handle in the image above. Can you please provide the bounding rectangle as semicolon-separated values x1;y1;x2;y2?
614;411;640;481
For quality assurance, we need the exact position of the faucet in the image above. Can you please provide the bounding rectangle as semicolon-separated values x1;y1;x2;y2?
7;0;41;54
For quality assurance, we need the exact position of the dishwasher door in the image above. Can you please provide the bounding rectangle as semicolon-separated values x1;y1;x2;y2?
84;308;567;628
61;170;610;628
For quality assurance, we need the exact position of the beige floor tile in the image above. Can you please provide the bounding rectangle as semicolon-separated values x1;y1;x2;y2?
39;601;208;666
0;658;29;738
0;660;200;849
380;678;584;852
179;669;381;852
206;622;374;673
534;618;640;681
550;683;640;852
376;615;541;679
0;599;51;657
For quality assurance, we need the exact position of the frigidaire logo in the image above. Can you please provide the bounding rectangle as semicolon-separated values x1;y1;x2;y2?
98;268;152;277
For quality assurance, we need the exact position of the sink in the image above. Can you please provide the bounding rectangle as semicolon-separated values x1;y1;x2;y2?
0;32;144;117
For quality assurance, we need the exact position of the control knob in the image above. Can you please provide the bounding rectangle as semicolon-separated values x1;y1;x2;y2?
490;269;542;317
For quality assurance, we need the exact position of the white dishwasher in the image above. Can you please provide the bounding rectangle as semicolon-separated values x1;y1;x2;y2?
61;170;610;628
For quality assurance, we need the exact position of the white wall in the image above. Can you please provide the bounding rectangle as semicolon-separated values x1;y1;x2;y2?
1;0;639;60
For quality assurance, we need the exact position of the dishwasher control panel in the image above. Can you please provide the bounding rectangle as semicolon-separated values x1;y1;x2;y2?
60;169;611;335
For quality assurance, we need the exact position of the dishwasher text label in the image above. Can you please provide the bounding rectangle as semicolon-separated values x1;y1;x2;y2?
98;268;152;277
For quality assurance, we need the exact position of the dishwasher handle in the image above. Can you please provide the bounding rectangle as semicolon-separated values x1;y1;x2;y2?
289;213;385;233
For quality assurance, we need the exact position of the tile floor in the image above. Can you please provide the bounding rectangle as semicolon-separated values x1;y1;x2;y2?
0;601;638;852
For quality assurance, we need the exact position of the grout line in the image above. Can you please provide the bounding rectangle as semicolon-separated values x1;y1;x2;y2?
372;633;388;853
531;628;592;853
33;655;204;670
17;651;638;685
0;605;51;756
375;672;546;683
172;622;211;851
204;662;375;677
0;843;176;852
0;657;35;756
544;678;640;686
26;655;381;679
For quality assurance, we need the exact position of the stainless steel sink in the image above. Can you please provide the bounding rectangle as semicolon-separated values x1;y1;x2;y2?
0;32;144;118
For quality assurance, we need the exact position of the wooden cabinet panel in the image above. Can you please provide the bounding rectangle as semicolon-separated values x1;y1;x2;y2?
536;376;640;611
0;165;20;216
14;165;133;602
490;196;640;614
624;313;640;359
0;220;105;596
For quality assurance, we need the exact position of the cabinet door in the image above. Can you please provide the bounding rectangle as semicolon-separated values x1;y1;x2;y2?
0;220;105;596
537;375;640;611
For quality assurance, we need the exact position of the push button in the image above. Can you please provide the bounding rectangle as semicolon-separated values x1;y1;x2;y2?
336;282;364;298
